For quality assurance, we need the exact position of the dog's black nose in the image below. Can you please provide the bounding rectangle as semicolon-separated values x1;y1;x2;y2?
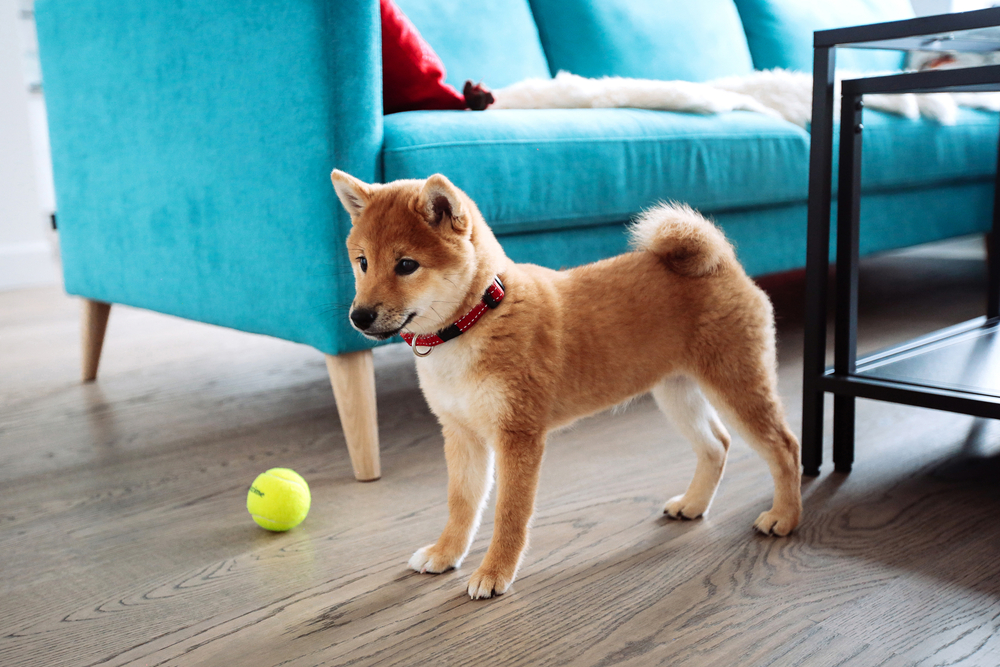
350;308;379;330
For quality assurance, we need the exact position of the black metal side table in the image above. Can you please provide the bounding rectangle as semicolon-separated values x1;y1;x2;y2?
802;8;1000;476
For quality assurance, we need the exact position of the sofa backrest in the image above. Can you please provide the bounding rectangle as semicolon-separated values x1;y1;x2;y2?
393;0;551;89
733;0;915;72
396;0;915;92
527;0;755;82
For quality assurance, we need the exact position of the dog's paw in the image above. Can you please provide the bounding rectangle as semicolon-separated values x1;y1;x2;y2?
467;567;513;600
408;544;464;574
663;494;709;520
753;509;799;537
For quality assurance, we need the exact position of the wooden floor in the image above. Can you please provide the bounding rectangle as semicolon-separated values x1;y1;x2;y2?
2;239;999;667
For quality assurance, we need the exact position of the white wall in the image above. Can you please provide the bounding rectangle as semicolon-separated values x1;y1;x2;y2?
912;0;996;13
951;0;999;11
911;0;953;14
0;0;57;291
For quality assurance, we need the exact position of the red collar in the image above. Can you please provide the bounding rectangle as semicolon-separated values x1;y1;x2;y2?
401;276;505;355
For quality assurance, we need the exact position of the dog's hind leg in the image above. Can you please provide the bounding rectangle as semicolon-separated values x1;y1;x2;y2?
697;355;802;537
652;376;731;520
409;421;494;574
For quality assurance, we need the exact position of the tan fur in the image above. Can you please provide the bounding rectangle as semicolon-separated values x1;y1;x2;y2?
629;202;734;277
331;170;802;600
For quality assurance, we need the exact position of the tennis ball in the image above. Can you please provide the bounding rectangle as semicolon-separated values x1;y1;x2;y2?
247;468;311;532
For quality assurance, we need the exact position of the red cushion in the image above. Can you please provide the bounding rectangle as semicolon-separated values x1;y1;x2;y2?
381;0;466;114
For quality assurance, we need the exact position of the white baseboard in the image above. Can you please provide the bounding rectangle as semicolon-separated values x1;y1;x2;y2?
0;241;60;291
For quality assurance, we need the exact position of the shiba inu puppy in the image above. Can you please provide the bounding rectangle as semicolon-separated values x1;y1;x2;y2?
331;170;801;600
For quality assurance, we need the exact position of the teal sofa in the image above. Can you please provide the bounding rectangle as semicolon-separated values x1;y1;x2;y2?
35;0;998;481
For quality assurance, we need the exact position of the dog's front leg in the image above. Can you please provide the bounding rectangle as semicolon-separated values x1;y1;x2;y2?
409;422;494;574
467;430;545;599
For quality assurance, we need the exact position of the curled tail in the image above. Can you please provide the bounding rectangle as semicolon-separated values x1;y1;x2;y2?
628;202;736;277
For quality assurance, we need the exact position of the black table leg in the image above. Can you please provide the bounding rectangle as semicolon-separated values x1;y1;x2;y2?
833;86;864;473
802;46;836;477
988;114;1000;319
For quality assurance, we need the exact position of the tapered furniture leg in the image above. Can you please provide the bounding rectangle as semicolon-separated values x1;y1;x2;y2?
326;350;381;481
82;299;112;382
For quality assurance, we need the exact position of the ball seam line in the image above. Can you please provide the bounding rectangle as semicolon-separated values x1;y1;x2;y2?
261;470;309;493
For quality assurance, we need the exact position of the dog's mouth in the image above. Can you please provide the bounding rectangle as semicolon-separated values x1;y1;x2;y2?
358;312;416;341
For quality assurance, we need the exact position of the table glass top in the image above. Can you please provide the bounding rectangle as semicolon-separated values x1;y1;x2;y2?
821;8;1000;53
854;26;1000;53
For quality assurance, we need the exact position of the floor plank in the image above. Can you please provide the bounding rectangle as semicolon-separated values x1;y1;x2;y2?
1;238;998;666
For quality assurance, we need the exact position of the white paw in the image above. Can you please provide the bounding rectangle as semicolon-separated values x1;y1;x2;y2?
753;509;799;536
408;544;463;574
467;568;512;600
663;494;709;520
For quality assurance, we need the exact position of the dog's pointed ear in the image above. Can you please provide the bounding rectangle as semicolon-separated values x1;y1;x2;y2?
331;169;373;221
418;174;468;233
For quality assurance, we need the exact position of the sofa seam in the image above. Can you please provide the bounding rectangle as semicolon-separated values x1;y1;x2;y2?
382;132;808;153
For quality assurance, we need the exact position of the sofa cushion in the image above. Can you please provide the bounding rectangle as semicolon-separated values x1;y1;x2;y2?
527;0;754;82
392;0;551;89
383;108;809;233
733;0;914;73
833;108;999;193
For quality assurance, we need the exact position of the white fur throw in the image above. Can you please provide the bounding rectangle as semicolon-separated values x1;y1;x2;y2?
491;70;1000;127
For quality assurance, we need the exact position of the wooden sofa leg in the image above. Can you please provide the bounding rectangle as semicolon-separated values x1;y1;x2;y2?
325;350;381;482
82;300;112;382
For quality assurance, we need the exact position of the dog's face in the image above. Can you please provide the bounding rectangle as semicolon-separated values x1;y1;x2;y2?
331;171;479;340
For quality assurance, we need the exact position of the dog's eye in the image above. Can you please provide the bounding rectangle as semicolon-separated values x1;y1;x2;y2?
358;257;367;273
395;259;419;276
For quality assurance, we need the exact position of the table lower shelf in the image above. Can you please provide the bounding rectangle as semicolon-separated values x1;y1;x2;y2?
818;316;1000;419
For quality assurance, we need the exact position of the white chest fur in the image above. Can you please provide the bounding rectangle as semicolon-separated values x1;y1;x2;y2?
414;340;502;437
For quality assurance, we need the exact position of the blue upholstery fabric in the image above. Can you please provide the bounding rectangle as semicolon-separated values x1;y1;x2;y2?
527;0;755;82
833;109;1000;193
844;181;994;259
35;0;382;356
384;109;810;232
733;0;914;72
494;205;812;276
499;181;995;279
738;181;994;274
393;0;551;89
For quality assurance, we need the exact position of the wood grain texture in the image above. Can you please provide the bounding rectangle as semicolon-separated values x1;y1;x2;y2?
326;351;381;482
1;238;998;667
81;299;111;382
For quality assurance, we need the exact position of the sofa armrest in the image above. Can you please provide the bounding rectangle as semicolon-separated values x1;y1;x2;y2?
35;0;382;355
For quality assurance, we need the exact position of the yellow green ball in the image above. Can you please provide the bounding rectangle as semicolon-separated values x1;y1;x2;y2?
246;468;311;531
